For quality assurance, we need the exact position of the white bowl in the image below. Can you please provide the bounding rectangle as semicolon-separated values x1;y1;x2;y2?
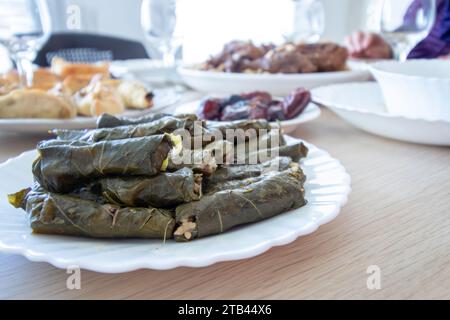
312;82;450;146
370;60;450;122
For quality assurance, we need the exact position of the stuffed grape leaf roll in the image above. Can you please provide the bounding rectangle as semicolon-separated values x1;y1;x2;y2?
52;116;198;143
33;135;173;193
243;141;309;164
205;166;307;195
97;113;198;129
174;165;307;241
9;189;175;239
206;120;285;148
167;140;235;176
95;168;202;208
206;119;274;135
96;113;171;128
205;157;293;193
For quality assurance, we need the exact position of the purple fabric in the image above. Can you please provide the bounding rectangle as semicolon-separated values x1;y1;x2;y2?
407;0;450;59
440;0;450;40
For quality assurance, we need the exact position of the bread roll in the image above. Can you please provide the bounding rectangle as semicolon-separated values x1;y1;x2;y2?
51;57;110;78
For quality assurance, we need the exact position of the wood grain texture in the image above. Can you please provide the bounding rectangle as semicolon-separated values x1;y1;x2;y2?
0;107;449;300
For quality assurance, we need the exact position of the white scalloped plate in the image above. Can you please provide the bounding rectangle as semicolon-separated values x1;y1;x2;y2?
174;101;321;134
312;82;450;146
0;137;351;273
0;88;180;133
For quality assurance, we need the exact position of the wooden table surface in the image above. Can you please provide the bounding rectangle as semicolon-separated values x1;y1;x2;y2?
0;107;449;300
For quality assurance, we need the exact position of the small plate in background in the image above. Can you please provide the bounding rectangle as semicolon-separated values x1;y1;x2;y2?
174;100;321;134
111;59;182;85
0;88;180;133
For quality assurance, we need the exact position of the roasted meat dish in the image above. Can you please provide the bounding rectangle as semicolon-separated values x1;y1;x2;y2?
201;40;348;74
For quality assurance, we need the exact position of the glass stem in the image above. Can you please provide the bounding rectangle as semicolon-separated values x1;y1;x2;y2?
161;48;175;67
157;39;176;67
392;42;413;62
15;57;34;88
394;48;410;63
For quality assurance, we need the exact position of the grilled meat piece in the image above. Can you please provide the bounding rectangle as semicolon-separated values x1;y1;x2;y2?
296;43;348;72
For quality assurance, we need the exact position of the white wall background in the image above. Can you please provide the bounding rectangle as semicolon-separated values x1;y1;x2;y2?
1;0;377;71
47;0;376;42
47;0;144;40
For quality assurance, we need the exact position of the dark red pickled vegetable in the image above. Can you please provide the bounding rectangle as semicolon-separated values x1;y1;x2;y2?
197;99;222;120
280;88;311;120
248;101;269;120
268;104;286;121
220;95;245;109
269;99;281;107
221;101;251;121
199;87;311;122
241;91;273;104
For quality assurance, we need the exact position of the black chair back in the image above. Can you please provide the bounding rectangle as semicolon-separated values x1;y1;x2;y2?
34;32;150;66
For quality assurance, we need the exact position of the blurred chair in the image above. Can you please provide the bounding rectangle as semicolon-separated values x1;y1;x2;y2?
34;32;150;66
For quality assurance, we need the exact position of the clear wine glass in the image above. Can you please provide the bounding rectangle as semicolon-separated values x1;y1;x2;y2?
285;0;325;43
380;0;436;61
0;0;51;87
141;0;182;67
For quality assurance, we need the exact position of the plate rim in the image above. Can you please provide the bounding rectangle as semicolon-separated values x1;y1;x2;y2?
178;66;370;80
0;138;351;273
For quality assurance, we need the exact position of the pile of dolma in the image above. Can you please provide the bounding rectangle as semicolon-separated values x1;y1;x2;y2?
8;113;309;242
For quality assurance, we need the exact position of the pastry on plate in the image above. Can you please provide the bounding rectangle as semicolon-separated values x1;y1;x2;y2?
0;89;77;119
51;57;110;78
73;75;125;117
0;74;19;96
0;69;61;93
32;69;61;90
117;80;154;109
0;58;154;119
62;74;97;95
